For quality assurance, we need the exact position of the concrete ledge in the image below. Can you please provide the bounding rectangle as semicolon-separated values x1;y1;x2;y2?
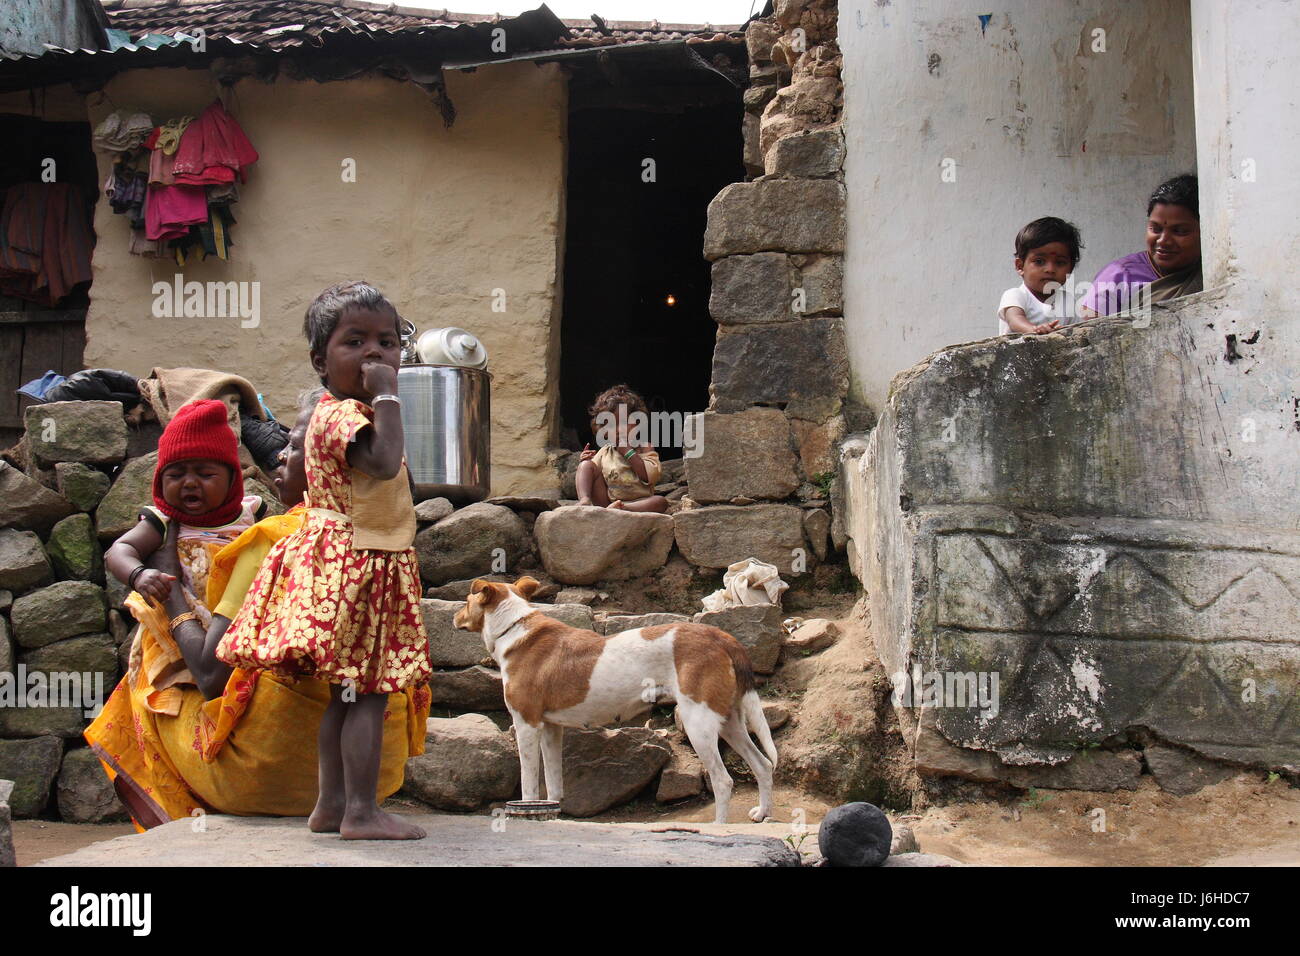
34;813;802;867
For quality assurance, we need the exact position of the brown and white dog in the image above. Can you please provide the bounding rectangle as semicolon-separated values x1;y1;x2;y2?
453;576;778;823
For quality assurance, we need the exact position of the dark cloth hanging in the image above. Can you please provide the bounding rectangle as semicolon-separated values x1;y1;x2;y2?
0;182;95;306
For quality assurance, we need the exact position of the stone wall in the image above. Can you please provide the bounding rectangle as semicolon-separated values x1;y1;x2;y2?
691;0;847;573
0;401;172;822
844;290;1300;791
0;399;808;821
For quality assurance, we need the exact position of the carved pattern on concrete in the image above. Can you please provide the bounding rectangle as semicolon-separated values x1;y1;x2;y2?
926;530;1300;767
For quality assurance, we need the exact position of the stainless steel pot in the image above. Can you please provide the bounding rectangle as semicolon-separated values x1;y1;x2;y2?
397;364;491;504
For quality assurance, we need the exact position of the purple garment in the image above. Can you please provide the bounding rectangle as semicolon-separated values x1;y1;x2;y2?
1082;251;1158;316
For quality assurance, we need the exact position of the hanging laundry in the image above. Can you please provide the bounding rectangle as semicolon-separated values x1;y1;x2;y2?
171;204;236;265
92;110;154;153
130;229;166;257
145;181;207;241
155;115;194;155
0;182;95;306
171;99;259;185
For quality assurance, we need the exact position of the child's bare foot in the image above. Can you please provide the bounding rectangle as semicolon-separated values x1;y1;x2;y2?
308;799;345;833
339;807;426;840
607;499;626;510
577;496;594;507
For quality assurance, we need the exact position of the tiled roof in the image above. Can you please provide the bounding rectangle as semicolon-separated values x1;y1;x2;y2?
556;18;743;47
98;0;502;50
95;1;744;51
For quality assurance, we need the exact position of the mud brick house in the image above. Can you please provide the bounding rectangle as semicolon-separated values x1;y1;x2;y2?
0;0;749;491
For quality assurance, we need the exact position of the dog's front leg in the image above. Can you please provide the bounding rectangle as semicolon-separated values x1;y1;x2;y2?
515;719;544;801
540;723;564;803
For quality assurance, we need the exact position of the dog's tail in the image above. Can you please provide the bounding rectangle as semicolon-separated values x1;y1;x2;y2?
742;689;779;769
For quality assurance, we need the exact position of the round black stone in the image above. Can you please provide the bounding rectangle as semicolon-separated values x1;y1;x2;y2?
817;801;893;867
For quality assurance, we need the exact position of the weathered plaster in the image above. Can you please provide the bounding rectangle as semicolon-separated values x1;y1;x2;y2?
79;63;566;494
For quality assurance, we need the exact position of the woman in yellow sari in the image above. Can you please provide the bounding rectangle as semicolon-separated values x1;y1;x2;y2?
86;392;429;828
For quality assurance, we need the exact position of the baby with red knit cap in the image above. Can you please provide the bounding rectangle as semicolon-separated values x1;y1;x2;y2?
106;399;268;618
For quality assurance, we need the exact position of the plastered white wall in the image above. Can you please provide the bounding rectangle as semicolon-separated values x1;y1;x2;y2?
840;0;1196;409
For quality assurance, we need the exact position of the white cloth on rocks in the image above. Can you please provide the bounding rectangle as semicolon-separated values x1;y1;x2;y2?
700;558;788;613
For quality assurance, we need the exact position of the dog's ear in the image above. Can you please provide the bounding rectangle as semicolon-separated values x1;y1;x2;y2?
471;579;506;606
513;576;542;599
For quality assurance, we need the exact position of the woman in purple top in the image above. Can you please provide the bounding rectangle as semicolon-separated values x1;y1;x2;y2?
1081;174;1202;317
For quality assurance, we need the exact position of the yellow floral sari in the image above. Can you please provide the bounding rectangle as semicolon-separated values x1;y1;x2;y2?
85;508;429;829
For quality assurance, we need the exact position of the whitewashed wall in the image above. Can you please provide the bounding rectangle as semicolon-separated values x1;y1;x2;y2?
840;0;1196;408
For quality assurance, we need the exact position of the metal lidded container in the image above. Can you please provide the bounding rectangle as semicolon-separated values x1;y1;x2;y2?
397;363;491;504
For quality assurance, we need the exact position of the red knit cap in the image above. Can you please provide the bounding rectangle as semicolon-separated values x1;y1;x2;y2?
152;399;245;527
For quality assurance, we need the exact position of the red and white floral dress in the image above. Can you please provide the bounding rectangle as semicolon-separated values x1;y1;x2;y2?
217;393;430;694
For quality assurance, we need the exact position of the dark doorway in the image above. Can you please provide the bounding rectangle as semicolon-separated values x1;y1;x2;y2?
559;69;744;458
0;112;98;446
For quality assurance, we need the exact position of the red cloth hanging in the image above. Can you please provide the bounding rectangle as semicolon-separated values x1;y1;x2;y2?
171;99;259;186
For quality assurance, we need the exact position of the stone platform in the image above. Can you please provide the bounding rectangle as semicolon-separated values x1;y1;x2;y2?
34;813;802;867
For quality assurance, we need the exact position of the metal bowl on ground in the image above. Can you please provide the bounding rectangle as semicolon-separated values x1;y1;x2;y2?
397;363;490;505
504;799;561;821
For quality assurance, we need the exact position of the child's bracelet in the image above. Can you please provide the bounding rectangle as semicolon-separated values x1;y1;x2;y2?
624;448;637;460
372;393;402;407
128;565;146;590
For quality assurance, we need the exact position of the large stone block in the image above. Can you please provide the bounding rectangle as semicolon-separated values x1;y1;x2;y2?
403;713;519;811
0;736;63;817
422;599;490;668
790;414;844;478
685;409;799;503
1144;743;1236;796
709;253;796;325
414;502;530;586
19;633;118;684
535;603;595;631
0;703;88;739
46;514;105;584
560;727;672;816
674;504;808;575
10;580;107;648
765;126;845;179
54;462;111;513
56;747;128;823
794;254;843;316
0;529;53;592
852;306;1300;779
93;452;155;543
710;317;848;421
0;462;74;537
426;666;504;711
24;401;127;467
601;613;690;635
703;180;846;260
693;603;785;674
534;506;675;585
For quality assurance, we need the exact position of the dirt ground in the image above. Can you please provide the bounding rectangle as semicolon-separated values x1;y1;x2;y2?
16;773;1298;866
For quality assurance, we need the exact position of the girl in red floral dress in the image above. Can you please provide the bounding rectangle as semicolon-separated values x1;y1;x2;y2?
218;281;430;840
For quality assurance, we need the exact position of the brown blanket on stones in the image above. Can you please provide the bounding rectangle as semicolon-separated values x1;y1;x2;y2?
137;366;265;425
